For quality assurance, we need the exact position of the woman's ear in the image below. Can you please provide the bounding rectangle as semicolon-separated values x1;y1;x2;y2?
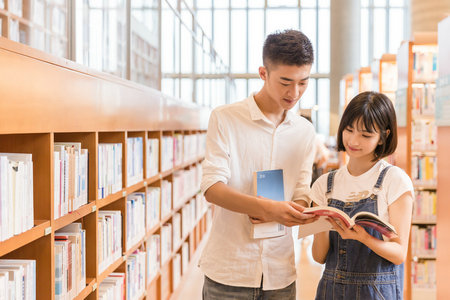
378;129;390;145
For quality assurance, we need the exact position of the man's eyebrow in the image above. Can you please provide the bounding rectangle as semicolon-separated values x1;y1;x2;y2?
280;76;310;81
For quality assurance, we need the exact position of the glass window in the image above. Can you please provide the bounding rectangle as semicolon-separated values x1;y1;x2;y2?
318;8;330;73
196;0;212;9
181;26;193;74
389;0;404;7
374;0;387;7
248;78;263;95
162;78;175;97
266;9;299;35
268;0;298;7
360;8;369;66
373;8;386;60
161;7;175;73
300;78;316;109
213;9;229;65
317;78;330;136
300;9;317;72
389;8;403;53
196;79;204;105
318;0;330;8
231;0;247;8
301;0;317;8
231;9;247;73
197;9;212;38
181;79;193;102
248;0;265;8
248;9;264;72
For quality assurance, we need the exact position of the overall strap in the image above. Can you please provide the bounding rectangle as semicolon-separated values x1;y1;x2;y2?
373;165;392;191
326;170;337;195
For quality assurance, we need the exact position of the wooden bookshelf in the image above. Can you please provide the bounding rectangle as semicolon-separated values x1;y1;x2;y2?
0;37;211;299
356;66;372;93
395;32;438;300
372;53;397;102
436;16;450;300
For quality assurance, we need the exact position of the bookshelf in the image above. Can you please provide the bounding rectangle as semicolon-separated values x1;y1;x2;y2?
356;66;372;93
395;32;438;300
435;16;450;300
339;73;354;112
0;37;212;299
372;53;397;104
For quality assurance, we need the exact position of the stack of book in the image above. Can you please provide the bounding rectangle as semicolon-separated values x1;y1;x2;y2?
54;223;86;299
126;137;143;187
0;259;36;299
126;193;146;250
98;211;122;273
98;143;122;199
0;153;33;242
54;142;88;219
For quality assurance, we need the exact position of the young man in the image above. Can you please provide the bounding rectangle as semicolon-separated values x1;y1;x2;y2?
200;30;317;299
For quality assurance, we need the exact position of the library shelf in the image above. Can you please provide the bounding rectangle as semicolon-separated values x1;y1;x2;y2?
0;35;211;300
436;16;450;300
395;31;438;300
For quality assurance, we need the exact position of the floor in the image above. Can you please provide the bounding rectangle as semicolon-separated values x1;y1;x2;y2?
175;235;324;300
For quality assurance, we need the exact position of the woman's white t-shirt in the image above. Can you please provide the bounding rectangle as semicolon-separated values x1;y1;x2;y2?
310;160;414;224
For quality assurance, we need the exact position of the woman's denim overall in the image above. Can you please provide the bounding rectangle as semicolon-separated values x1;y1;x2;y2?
315;166;404;300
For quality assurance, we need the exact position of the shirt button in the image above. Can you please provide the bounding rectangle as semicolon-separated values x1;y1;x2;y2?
339;250;346;254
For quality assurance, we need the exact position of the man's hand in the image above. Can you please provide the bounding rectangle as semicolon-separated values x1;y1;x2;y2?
248;198;318;227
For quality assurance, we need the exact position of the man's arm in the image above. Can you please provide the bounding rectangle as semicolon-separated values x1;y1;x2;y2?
205;182;316;227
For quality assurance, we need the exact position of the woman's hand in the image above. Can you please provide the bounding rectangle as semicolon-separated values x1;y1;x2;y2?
326;217;370;243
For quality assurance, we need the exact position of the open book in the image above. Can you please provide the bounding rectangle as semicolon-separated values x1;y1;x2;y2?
297;206;398;239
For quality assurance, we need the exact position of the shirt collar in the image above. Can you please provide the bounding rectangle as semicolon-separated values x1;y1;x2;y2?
247;93;294;125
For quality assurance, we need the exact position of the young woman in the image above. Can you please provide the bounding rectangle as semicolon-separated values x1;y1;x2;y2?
311;91;414;299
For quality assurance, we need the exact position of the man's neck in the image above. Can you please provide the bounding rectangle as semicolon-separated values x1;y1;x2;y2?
254;91;286;127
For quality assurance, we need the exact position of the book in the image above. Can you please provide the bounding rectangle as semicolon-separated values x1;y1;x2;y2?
297;206;398;239
251;169;287;239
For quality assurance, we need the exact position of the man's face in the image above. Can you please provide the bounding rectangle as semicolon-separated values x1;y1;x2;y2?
259;63;312;110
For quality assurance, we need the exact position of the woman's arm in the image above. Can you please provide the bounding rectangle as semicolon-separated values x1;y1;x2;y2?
312;231;330;264
328;191;413;265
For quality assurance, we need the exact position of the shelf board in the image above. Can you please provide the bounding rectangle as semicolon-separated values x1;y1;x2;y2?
412;219;437;225
411;149;437;156
53;202;96;231
97;189;125;208
73;277;96;300
413;254;436;260
124;235;146;257
97;255;125;285
144;173;160;185
125;180;147;194
414;184;437;190
0;220;50;257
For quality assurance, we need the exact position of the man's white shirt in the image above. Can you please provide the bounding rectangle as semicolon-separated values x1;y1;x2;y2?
200;94;316;290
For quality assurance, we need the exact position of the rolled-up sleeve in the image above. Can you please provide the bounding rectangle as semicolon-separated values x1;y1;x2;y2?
291;131;316;205
200;110;231;195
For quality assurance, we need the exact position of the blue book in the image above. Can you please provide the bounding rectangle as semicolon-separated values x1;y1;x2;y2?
252;169;287;239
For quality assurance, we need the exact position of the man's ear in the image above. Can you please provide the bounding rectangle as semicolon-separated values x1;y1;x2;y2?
259;66;268;81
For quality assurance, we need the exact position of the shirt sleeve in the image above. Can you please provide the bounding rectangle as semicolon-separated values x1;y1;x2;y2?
385;166;415;206
291;129;316;205
310;173;329;206
200;109;232;196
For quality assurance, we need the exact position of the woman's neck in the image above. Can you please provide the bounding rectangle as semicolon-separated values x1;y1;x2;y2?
347;157;379;176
